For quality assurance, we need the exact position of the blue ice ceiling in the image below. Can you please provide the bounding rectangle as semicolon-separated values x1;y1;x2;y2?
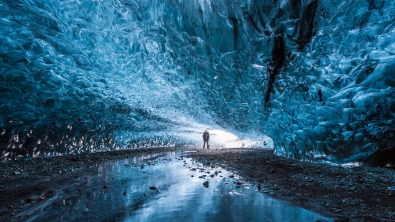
0;0;394;162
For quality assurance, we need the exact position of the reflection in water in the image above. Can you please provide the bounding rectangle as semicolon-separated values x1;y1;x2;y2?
16;151;332;221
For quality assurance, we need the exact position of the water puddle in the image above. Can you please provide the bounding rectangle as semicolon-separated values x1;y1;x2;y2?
16;151;332;221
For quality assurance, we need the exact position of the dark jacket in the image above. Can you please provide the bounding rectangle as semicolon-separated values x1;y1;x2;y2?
203;132;210;141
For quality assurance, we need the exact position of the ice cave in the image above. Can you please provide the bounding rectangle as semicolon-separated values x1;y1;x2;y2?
1;0;395;162
1;0;395;221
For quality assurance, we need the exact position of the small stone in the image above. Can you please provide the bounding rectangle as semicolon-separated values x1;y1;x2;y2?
330;208;343;213
388;186;395;191
83;207;89;212
150;186;156;190
191;175;194;177
27;195;40;203
14;171;21;175
203;181;209;187
103;185;108;189
123;191;126;196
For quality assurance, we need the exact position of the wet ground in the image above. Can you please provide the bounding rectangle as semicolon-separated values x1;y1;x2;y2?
0;149;330;221
0;147;394;221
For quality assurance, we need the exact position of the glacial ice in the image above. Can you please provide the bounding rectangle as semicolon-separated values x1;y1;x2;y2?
0;0;394;162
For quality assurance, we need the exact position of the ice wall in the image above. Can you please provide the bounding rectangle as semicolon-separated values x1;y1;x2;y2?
0;0;394;162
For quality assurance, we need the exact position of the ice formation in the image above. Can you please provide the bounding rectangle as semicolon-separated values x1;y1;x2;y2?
0;0;394;162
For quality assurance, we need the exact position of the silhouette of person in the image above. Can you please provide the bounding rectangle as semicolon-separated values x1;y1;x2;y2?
203;130;210;149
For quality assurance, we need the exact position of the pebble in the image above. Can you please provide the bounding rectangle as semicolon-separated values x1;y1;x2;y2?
330;208;343;213
27;195;40;203
203;181;209;187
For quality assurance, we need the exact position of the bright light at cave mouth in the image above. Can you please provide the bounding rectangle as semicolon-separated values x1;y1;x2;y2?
179;125;272;149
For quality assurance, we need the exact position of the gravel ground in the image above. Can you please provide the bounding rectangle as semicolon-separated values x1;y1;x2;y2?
187;148;395;222
1;147;394;222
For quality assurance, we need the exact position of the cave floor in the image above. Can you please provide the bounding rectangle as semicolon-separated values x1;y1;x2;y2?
0;147;394;221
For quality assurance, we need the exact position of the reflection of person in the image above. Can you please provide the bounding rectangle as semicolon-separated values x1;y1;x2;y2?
203;130;210;149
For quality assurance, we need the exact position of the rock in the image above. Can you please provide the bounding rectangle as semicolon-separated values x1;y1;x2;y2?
123;191;126;196
388;186;395;191
46;189;56;198
330;208;343;213
13;171;21;175
150;186;156;190
229;175;235;178
27;195;40;203
83;207;89;212
103;185;108;189
203;181;209;187
191;175;194;177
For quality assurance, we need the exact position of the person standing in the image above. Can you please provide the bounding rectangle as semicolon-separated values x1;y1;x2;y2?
203;130;210;149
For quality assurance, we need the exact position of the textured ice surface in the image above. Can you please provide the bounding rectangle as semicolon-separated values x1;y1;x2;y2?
0;0;394;161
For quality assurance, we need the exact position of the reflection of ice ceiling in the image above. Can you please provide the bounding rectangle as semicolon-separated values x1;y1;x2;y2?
0;0;394;162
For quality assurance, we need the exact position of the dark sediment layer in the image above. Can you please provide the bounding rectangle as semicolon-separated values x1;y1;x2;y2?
0;147;394;221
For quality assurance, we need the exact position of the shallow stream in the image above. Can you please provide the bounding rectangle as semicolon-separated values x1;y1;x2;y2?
16;151;332;221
